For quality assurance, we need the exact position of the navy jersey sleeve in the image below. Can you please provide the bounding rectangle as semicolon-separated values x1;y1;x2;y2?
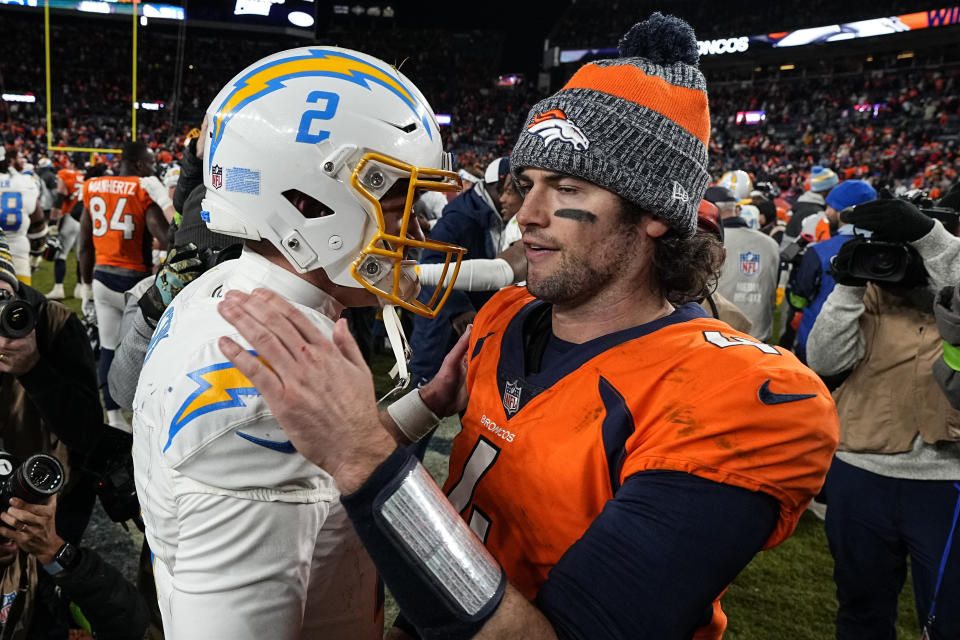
536;470;779;640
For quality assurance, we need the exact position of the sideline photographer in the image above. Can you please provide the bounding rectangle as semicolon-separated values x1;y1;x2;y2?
0;231;105;544
0;451;148;638
806;194;960;639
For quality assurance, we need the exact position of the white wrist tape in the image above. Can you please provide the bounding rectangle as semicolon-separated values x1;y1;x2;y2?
387;389;440;442
417;258;514;291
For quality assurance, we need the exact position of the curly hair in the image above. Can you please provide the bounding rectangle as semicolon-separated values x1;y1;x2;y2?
652;230;725;306
619;198;725;306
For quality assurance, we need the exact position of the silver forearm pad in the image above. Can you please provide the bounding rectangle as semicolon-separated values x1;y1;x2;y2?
379;460;501;615
341;446;505;639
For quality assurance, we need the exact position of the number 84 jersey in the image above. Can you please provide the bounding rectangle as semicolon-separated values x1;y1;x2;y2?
82;175;167;272
445;286;839;601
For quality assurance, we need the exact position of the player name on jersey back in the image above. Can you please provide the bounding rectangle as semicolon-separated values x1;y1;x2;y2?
85;179;139;195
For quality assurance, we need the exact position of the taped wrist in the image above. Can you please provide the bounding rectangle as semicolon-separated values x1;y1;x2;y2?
340;447;505;640
387;389;440;442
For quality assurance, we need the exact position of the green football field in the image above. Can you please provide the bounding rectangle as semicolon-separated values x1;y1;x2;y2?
31;253;922;638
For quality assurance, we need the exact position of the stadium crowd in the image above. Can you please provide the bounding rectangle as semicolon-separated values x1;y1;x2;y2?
0;3;959;639
4;9;959;196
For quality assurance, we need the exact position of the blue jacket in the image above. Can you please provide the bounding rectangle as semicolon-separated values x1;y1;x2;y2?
408;187;502;384
789;229;855;351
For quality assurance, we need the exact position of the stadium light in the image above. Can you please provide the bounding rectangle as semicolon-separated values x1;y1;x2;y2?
780;64;795;70
288;10;314;27
77;1;110;13
897;51;915;59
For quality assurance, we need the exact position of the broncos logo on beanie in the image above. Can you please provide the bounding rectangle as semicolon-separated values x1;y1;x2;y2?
526;110;590;151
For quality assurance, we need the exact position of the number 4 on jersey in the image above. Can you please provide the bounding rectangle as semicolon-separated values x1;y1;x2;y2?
89;196;135;239
703;330;780;355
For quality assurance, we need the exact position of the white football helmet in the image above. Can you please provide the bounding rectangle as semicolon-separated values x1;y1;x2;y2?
201;46;465;318
719;169;753;203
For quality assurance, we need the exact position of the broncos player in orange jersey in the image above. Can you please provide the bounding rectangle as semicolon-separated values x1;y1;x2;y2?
78;142;172;429
217;14;839;640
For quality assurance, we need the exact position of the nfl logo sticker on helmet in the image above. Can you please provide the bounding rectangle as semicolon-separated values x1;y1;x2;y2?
211;165;223;190
503;381;522;415
739;251;760;276
526;109;590;151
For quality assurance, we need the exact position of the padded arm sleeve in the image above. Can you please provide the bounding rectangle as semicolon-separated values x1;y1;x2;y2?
140;175;174;211
536;471;778;640
417;259;514;291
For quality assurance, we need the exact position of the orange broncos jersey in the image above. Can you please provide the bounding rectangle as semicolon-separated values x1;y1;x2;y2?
444;286;839;637
82;176;158;272
58;168;84;213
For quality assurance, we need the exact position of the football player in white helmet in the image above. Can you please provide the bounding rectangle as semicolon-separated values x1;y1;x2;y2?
718;169;753;203
132;47;465;639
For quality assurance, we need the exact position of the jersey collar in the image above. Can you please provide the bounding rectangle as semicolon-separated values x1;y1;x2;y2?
225;249;343;320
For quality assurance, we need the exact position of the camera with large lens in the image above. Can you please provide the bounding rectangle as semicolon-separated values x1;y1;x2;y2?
0;450;65;516
845;202;954;285
845;237;918;283
0;290;37;339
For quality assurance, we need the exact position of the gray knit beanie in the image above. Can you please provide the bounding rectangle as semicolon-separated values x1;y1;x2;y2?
511;13;710;238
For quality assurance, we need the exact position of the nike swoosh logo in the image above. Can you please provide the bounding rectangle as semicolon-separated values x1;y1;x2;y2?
236;431;296;454
758;379;817;405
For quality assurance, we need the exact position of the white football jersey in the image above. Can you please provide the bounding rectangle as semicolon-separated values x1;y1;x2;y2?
133;249;381;640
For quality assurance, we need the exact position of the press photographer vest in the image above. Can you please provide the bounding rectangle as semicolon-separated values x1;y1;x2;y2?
833;284;960;453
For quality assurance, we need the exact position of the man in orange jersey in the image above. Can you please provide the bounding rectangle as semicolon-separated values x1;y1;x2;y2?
78;142;172;429
216;13;839;640
47;160;106;301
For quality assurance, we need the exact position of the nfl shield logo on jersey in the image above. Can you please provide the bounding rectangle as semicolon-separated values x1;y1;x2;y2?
503;381;521;415
212;164;223;190
739;251;760;276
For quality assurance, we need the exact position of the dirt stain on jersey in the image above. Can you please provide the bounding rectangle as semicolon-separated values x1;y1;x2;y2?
666;403;704;436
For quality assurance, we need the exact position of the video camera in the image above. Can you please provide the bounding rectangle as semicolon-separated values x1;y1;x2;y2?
0;450;64;518
843;191;958;285
0;290;37;339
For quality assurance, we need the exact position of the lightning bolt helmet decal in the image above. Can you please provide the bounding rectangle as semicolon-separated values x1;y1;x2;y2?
208;48;433;171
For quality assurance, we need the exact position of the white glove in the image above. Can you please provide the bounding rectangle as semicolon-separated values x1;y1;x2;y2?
75;282;92;303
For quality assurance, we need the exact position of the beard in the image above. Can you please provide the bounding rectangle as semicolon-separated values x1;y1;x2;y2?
526;224;640;307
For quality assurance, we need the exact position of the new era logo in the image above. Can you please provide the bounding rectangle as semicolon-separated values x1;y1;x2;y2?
672;181;689;202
